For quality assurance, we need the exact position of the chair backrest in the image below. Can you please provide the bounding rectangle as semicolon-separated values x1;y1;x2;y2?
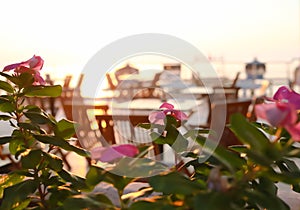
212;87;240;100
77;74;84;87
95;114;162;157
60;88;109;150
191;72;204;87
106;73;117;90
63;75;73;88
231;72;241;88
209;98;252;147
209;98;252;124
132;72;166;100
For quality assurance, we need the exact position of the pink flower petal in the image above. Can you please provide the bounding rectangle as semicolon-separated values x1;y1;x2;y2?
26;55;44;70
91;144;139;163
15;66;34;74
148;111;166;125
255;103;297;127
159;102;174;110
172;110;188;121
90;146;107;160
285;123;300;141
3;62;23;72
273;86;300;110
2;55;45;86
113;144;139;157
33;72;46;85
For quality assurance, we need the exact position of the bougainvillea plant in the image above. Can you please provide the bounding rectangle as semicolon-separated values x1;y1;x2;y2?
0;56;94;210
1;56;300;210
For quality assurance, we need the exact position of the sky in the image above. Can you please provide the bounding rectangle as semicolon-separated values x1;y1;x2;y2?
0;0;299;80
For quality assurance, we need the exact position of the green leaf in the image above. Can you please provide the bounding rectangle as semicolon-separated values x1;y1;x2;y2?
266;169;300;185
43;152;63;172
58;170;89;190
21;149;43;169
228;145;248;153
0;136;12;144
47;186;74;208
18;122;41;131
11;199;31;210
63;193;114;210
9;138;26;156
245;149;274;166
0;114;12;121
23;111;53;125
54;119;77;139
193;192;233;210
85;166;106;187
0;72;34;88
163;124;188;153
183;128;210;138
34;135;89;157
257;177;278;195
149;172;202;195
138;123;152;129
0;72;13;80
17;73;35;88
151;132;167;144
129;200;178;210
244;189;289;210
230;113;270;151
0;173;25;198
24;85;62;97
0;179;38;210
112;157;168;178
195;136;245;171
165;115;179;128
280;158;300;172
24;104;42;112
0;101;15;112
0;80;14;93
86;165;132;191
292;183;300;193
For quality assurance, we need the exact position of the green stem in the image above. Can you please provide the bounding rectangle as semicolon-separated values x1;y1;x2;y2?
34;169;48;209
273;127;283;143
118;189;125;209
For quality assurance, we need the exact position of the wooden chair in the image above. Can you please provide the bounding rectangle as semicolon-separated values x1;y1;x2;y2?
212;87;240;100
230;72;241;88
211;72;241;100
63;75;73;88
132;72;166;100
59;73;110;168
60;88;109;150
95;114;163;158
106;73;117;90
212;99;252;146
186;98;252;147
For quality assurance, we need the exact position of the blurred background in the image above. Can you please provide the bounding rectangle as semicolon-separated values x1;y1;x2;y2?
0;0;299;85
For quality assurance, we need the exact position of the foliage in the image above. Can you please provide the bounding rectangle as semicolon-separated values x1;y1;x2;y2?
1;57;300;210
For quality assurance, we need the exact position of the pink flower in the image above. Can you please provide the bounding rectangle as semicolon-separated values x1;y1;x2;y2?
285;123;300;141
255;102;300;141
273;86;300;110
148;102;188;125
255;102;297;127
3;55;45;85
90;144;139;163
